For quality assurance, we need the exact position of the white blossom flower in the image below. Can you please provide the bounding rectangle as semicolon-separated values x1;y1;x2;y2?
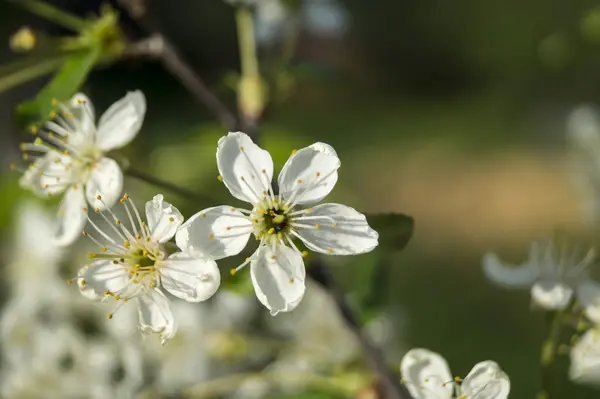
400;348;510;399
72;193;221;345
17;91;146;246
483;239;596;310
175;132;378;315
570;328;600;386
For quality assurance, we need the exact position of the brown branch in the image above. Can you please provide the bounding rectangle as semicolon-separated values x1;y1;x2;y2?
308;259;411;399
118;1;238;131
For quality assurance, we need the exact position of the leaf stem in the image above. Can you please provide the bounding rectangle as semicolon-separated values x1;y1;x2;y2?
12;0;88;31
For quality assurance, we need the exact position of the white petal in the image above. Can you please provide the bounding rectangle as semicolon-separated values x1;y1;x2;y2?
69;92;96;138
77;259;129;300
85;157;123;210
137;289;177;345
95;91;146;151
144;194;183;243
531;281;573;310
462;361;510;399
278;142;340;205
216;132;274;204
55;186;87;246
576;281;600;324
20;152;73;197
570;328;600;386
400;348;454;399
250;245;306;315
175;206;253;260
482;253;540;288
160;252;221;302
293;203;378;255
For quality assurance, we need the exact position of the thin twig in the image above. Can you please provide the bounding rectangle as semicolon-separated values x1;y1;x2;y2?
118;1;238;131
126;167;216;204
308;259;411;399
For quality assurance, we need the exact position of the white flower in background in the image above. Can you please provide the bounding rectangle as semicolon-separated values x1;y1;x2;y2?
570;328;600;387
567;105;600;225
0;325;143;399
400;348;510;399
176;132;378;315
266;281;358;370
73;193;221;345
17;91;146;246
483;239;596;310
0;201;72;366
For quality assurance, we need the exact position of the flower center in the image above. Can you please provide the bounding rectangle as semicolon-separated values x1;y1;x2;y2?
251;199;292;242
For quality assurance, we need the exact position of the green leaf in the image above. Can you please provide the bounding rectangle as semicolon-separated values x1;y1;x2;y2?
16;49;100;126
366;213;414;252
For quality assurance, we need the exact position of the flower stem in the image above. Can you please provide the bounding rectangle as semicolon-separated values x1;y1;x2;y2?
235;6;262;141
539;307;567;398
13;0;88;31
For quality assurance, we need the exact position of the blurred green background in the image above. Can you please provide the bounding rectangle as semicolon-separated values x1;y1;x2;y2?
2;0;600;398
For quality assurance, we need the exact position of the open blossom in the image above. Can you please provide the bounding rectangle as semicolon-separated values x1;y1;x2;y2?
176;132;378;315
72;194;221;345
17;91;146;246
400;348;510;399
570;328;600;387
483;239;596;310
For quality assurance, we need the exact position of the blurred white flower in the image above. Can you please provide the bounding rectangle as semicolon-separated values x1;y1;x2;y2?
176;132;379;315
0;326;143;399
570;328;600;387
0;202;72;365
267;281;358;370
302;0;350;38
400;348;510;399
18;91;146;246
74;194;221;345
483;239;596;310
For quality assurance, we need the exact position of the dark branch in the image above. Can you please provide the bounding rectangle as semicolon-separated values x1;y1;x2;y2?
308;259;411;399
118;1;238;131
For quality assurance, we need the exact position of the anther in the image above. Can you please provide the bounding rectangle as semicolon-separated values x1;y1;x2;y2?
124;193;129;199
315;224;320;230
230;269;236;276
95;208;100;213
96;195;102;200
116;219;121;225
108;313;113;319
302;251;309;258
268;228;275;234
316;172;321;177
291;149;297;155
169;217;174;222
208;233;215;239
327;248;333;253
80;279;87;286
82;208;87;212
124;240;130;247
217;175;223;182
101;247;107;252
226;226;231;230
66;279;72;285
271;255;277;260
262;169;266;173
239;145;244;150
